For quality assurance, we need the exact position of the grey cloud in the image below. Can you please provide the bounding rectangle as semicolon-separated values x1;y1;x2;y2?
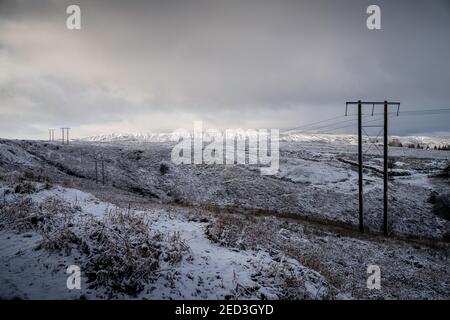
0;0;449;139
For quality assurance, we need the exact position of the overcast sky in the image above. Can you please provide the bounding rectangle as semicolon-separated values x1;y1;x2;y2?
0;0;449;139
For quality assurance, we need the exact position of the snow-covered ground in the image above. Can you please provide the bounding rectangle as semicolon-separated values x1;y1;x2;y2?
81;131;450;149
1;137;447;239
0;136;449;299
0;186;327;299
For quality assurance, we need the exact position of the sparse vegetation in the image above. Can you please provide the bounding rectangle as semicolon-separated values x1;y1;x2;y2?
388;139;403;148
432;193;450;221
14;181;37;194
159;161;170;175
0;193;191;297
85;209;164;295
1;138;450;299
436;164;450;179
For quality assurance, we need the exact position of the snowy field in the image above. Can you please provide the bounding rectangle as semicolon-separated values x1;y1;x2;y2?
0;135;449;299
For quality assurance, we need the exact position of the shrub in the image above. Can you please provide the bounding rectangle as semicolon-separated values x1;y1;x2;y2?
23;171;37;181
388;139;403;148
14;181;37;194
433;193;450;221
44;179;52;190
0;193;191;296
0;197;35;231
85;209;165;295
436;164;449;179
159;162;170;175
62;179;73;188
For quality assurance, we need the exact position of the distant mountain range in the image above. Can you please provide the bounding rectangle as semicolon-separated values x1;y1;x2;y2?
79;131;450;147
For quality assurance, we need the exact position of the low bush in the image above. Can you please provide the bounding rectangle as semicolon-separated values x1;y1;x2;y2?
0;194;190;296
14;181;37;194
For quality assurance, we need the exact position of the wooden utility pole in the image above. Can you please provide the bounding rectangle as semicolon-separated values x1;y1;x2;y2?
95;159;98;184
101;157;105;185
357;101;363;232
345;101;400;236
383;101;388;236
94;156;105;185
61;128;70;144
48;129;55;142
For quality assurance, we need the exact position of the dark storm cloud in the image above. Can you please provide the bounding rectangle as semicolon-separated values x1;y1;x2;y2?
0;0;449;139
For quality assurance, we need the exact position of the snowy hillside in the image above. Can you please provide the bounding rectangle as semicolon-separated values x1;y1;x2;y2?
1;186;327;299
281;132;450;147
80;131;450;148
0;138;449;299
79;132;174;143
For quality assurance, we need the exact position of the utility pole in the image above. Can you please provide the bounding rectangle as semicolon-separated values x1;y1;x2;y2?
94;155;105;185
95;159;98;184
383;101;388;236
60;128;70;144
48;129;55;142
345;101;400;236
357;101;363;232
101;157;105;185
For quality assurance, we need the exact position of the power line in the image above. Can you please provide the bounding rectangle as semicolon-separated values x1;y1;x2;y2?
283;107;450;134
376;108;450;116
283;115;348;132
283;115;380;133
398;111;450;116
400;107;450;113
291;117;357;132
295;116;380;133
317;118;384;134
283;117;381;135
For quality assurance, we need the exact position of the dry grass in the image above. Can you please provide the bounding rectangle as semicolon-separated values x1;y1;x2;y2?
84;208;163;295
0;193;191;297
205;213;342;299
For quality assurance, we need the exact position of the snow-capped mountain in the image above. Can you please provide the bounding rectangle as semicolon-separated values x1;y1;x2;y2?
79;131;450;147
79;132;174;143
280;131;450;147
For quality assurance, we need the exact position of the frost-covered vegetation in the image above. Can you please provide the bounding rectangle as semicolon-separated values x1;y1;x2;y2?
0;137;449;299
0;184;191;297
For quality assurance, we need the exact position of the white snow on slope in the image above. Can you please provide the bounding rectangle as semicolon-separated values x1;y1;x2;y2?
79;131;450;147
0;186;327;300
281;132;450;146
79;132;174;143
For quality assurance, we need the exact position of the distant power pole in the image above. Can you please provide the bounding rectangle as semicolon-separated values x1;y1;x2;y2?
101;157;105;185
94;155;105;185
95;159;98;184
345;100;400;236
48;129;55;142
61;128;70;144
